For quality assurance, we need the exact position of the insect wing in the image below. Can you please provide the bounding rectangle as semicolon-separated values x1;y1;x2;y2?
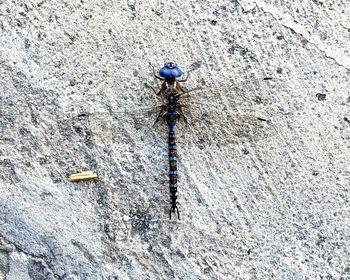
182;77;280;107
179;77;283;144
57;104;164;148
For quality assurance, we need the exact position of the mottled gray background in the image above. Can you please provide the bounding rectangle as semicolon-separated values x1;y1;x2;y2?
1;0;350;279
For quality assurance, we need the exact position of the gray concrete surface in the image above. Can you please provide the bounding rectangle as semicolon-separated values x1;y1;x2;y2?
1;0;350;279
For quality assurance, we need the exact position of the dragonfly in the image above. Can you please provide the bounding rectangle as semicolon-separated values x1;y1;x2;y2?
65;62;284;219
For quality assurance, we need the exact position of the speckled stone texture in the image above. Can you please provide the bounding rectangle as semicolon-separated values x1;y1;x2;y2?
1;0;349;279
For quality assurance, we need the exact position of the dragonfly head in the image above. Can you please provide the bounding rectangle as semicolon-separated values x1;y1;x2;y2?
159;61;183;78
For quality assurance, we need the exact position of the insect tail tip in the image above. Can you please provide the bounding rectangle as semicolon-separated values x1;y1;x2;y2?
169;205;180;220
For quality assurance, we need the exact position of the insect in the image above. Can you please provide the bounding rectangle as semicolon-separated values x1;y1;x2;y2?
67;61;282;220
149;61;194;219
148;62;281;219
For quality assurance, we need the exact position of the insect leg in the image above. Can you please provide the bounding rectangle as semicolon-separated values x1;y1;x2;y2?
151;64;164;80
179;86;204;95
153;107;167;126
177;69;192;82
145;83;161;95
178;108;189;124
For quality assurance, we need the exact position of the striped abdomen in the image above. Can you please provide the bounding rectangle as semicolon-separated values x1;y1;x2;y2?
167;116;179;219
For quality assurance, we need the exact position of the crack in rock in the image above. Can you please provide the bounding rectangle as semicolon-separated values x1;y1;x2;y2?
238;0;350;70
0;237;62;280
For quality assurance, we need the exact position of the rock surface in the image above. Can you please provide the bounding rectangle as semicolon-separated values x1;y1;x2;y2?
1;0;349;279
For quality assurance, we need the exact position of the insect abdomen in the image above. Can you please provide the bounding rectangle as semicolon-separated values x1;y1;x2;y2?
167;119;178;217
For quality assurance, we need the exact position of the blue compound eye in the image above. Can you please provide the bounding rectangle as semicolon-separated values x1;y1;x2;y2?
160;62;183;78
